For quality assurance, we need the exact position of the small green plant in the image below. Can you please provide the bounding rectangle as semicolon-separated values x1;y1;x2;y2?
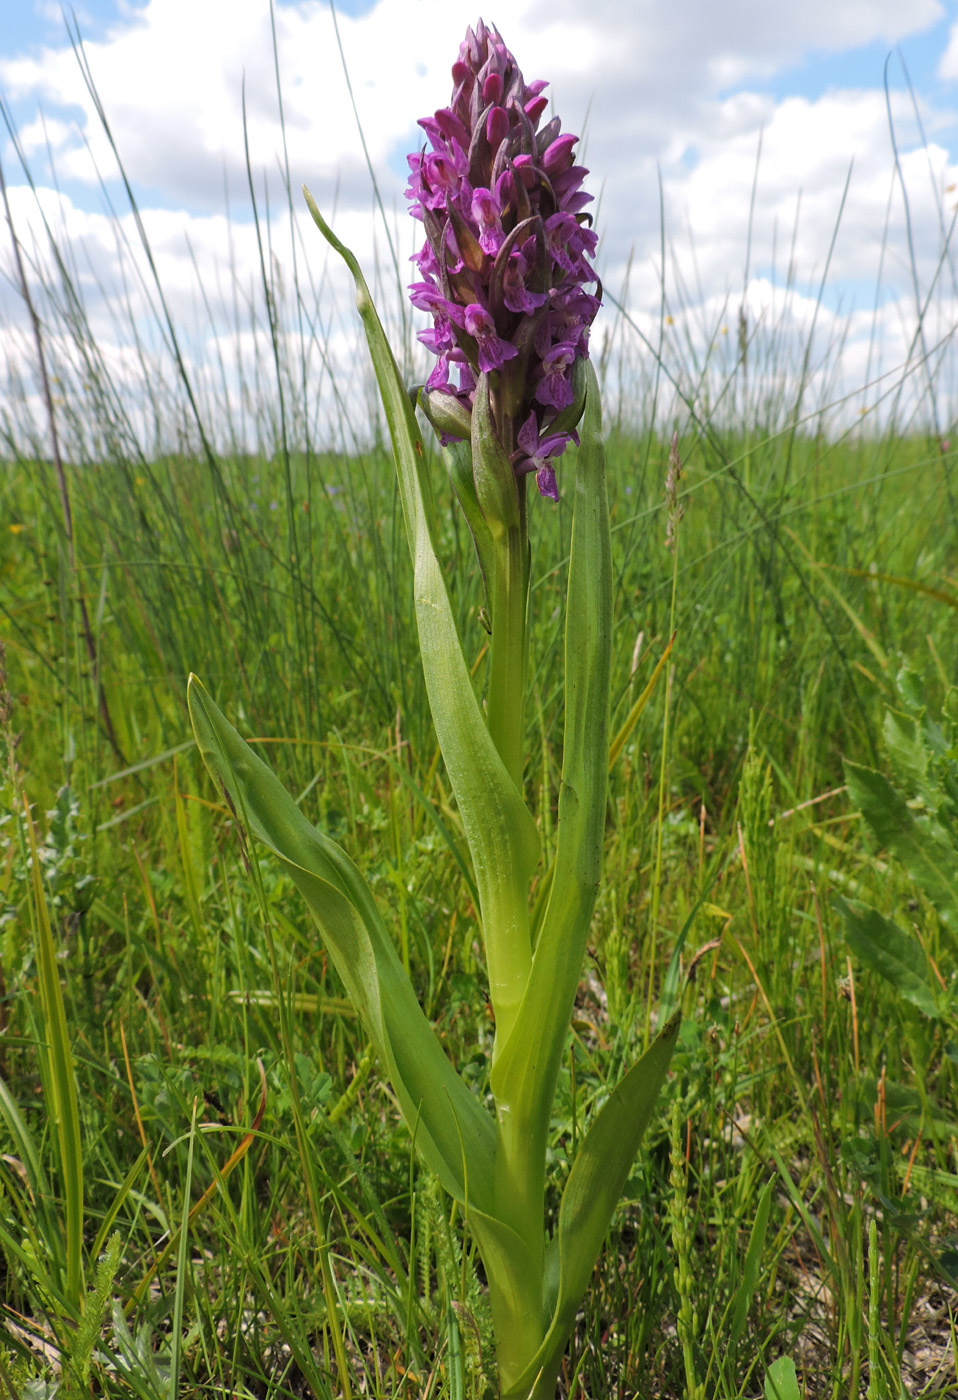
188;23;678;1398
835;663;958;1022
835;660;958;1273
764;1355;801;1400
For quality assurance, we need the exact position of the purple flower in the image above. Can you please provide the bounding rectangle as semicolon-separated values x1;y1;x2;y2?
513;411;575;503
535;342;578;410
464;302;519;372
501;243;546;315
407;20;599;500
470;186;505;255
544;212;597;276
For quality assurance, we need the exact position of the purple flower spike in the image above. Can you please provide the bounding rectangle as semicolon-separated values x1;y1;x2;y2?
502;248;546;316
407;20;600;500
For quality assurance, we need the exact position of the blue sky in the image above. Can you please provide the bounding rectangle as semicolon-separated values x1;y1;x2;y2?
754;22;948;104
3;0;377;50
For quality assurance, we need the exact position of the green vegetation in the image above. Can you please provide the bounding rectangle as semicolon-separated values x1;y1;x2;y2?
1;72;958;1396
3;390;957;1394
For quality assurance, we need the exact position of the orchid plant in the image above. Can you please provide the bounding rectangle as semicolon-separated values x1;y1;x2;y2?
187;21;678;1399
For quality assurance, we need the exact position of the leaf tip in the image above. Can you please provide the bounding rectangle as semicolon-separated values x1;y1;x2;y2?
303;185;332;243
187;673;209;710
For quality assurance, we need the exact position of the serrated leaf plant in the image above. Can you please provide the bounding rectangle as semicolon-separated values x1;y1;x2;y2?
188;21;678;1398
835;664;958;1023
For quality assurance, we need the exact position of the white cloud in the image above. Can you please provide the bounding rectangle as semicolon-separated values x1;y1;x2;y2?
0;176;419;458
652;90;958;291
939;18;958;79
1;0;956;453
0;0;945;213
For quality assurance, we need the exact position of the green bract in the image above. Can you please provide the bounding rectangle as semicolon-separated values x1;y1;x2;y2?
187;189;677;1400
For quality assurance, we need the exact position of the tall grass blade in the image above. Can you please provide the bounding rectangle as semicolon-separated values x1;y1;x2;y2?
24;796;84;1313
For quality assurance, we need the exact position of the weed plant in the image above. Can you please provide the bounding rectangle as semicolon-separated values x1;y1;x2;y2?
1;30;958;1400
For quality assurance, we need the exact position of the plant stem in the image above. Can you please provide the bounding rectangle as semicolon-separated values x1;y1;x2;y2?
669;1097;704;1400
486;520;530;790
646;516;679;1041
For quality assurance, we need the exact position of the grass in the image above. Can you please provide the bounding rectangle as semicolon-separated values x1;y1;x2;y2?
2;48;958;1400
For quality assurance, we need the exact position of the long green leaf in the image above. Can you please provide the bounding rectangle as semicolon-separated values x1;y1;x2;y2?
26;799;84;1312
834;894;940;1018
302;191;539;1038
729;1177;774;1345
506;1011;680;1400
466;1205;547;1391
491;360;612;1146
845;760;958;933
188;676;496;1214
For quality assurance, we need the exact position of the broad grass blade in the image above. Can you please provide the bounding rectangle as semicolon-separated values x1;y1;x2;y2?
729;1177;774;1345
609;633;674;770
25;798;85;1313
0;1077;71;1311
765;1356;800;1400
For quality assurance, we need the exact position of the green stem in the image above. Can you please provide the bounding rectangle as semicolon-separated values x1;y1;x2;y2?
646;522;679;1040
486;521;530;789
471;376;531;790
494;1091;545;1261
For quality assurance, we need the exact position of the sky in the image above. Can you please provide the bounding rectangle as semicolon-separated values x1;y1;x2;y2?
1;0;958;451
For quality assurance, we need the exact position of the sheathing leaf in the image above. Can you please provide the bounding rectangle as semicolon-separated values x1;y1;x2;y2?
188;677;496;1214
508;1011;680;1399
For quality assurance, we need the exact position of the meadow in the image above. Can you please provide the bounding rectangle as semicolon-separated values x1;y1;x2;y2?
1;65;958;1398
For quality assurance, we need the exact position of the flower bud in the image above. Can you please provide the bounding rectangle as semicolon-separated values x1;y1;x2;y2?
418;386;474;444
